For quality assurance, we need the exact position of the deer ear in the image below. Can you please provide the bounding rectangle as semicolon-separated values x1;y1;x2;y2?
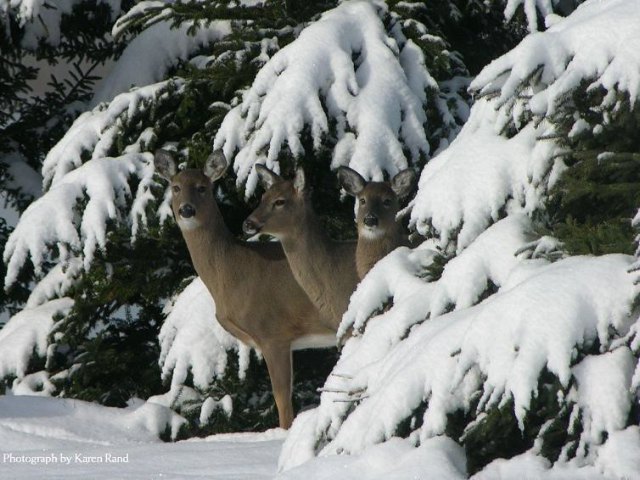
391;169;416;199
255;164;282;190
154;150;178;180
204;150;229;182
337;166;365;196
293;167;306;193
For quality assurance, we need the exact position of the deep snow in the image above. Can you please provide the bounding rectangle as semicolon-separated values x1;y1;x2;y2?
2;394;637;480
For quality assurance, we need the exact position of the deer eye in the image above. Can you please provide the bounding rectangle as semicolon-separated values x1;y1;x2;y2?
197;185;207;194
383;198;392;207
172;185;181;193
273;199;286;208
359;197;366;205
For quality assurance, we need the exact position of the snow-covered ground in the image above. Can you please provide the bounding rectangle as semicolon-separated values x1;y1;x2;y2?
0;395;283;480
2;394;638;480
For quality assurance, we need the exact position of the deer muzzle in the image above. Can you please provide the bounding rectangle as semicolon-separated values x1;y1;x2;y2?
242;218;262;235
363;214;378;227
178;203;196;218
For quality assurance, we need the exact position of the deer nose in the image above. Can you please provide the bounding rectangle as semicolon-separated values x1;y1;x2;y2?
178;204;196;218
243;218;261;235
363;214;378;227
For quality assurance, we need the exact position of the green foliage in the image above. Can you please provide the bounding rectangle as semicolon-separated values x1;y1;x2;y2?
48;224;193;406
545;89;640;255
460;371;579;475
171;348;339;436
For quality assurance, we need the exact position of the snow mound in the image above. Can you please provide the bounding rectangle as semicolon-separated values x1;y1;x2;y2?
214;0;431;196
0;298;73;380
278;436;466;480
159;277;251;390
0;395;185;447
472;0;640;119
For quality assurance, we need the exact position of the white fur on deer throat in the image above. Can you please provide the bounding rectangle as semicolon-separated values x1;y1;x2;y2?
177;217;201;231
359;226;383;239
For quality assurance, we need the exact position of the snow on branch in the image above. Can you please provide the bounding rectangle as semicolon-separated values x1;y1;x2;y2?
281;253;637;469
93;19;232;104
3;153;154;288
43;80;182;189
504;0;557;32
214;0;432;196
0;298;73;380
410;98;565;251
159;278;251;390
472;0;640;119
0;0;121;48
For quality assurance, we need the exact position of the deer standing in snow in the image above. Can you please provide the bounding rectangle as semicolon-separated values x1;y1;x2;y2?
243;167;359;329
154;150;335;429
337;166;416;279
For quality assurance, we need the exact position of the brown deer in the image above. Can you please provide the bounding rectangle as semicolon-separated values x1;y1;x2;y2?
337;166;416;279
242;166;359;329
154;150;335;429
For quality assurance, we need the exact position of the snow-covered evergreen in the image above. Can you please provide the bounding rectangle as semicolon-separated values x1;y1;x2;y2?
278;0;640;476
3;0;640;478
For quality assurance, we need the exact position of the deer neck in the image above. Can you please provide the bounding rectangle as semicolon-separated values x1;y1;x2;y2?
279;206;353;323
356;223;405;279
179;207;237;295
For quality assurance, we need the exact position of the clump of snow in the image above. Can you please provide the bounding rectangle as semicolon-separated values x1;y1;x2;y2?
504;0;556;33
409;98;564;251
472;0;640;119
0;298;73;380
93;20;232;104
570;348;636;456
0;395;185;443
3;153;153;287
159;277;251;391
199;394;233;424
42;80;181;188
25;258;83;309
278;436;467;480
596;426;640;480
214;0;433;196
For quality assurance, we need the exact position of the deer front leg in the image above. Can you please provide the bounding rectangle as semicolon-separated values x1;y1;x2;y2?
262;342;294;429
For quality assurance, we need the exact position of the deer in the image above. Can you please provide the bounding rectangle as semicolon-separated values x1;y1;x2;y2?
154;149;336;429
337;166;416;279
242;166;359;330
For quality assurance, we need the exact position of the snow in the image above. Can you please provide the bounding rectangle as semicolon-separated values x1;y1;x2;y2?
569;348;637;462
0;298;73;381
0;394;635;479
280;245;637;471
504;0;556;32
279;436;467;480
159;277;251;391
42;81;181;189
93;19;232;105
0;395;282;479
409;98;564;251
0;0;121;48
3;154;153;287
472;0;640;118
214;0;433;196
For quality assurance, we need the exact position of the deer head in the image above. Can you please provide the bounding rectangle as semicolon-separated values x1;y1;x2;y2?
242;165;308;239
337;166;416;239
154;149;229;231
